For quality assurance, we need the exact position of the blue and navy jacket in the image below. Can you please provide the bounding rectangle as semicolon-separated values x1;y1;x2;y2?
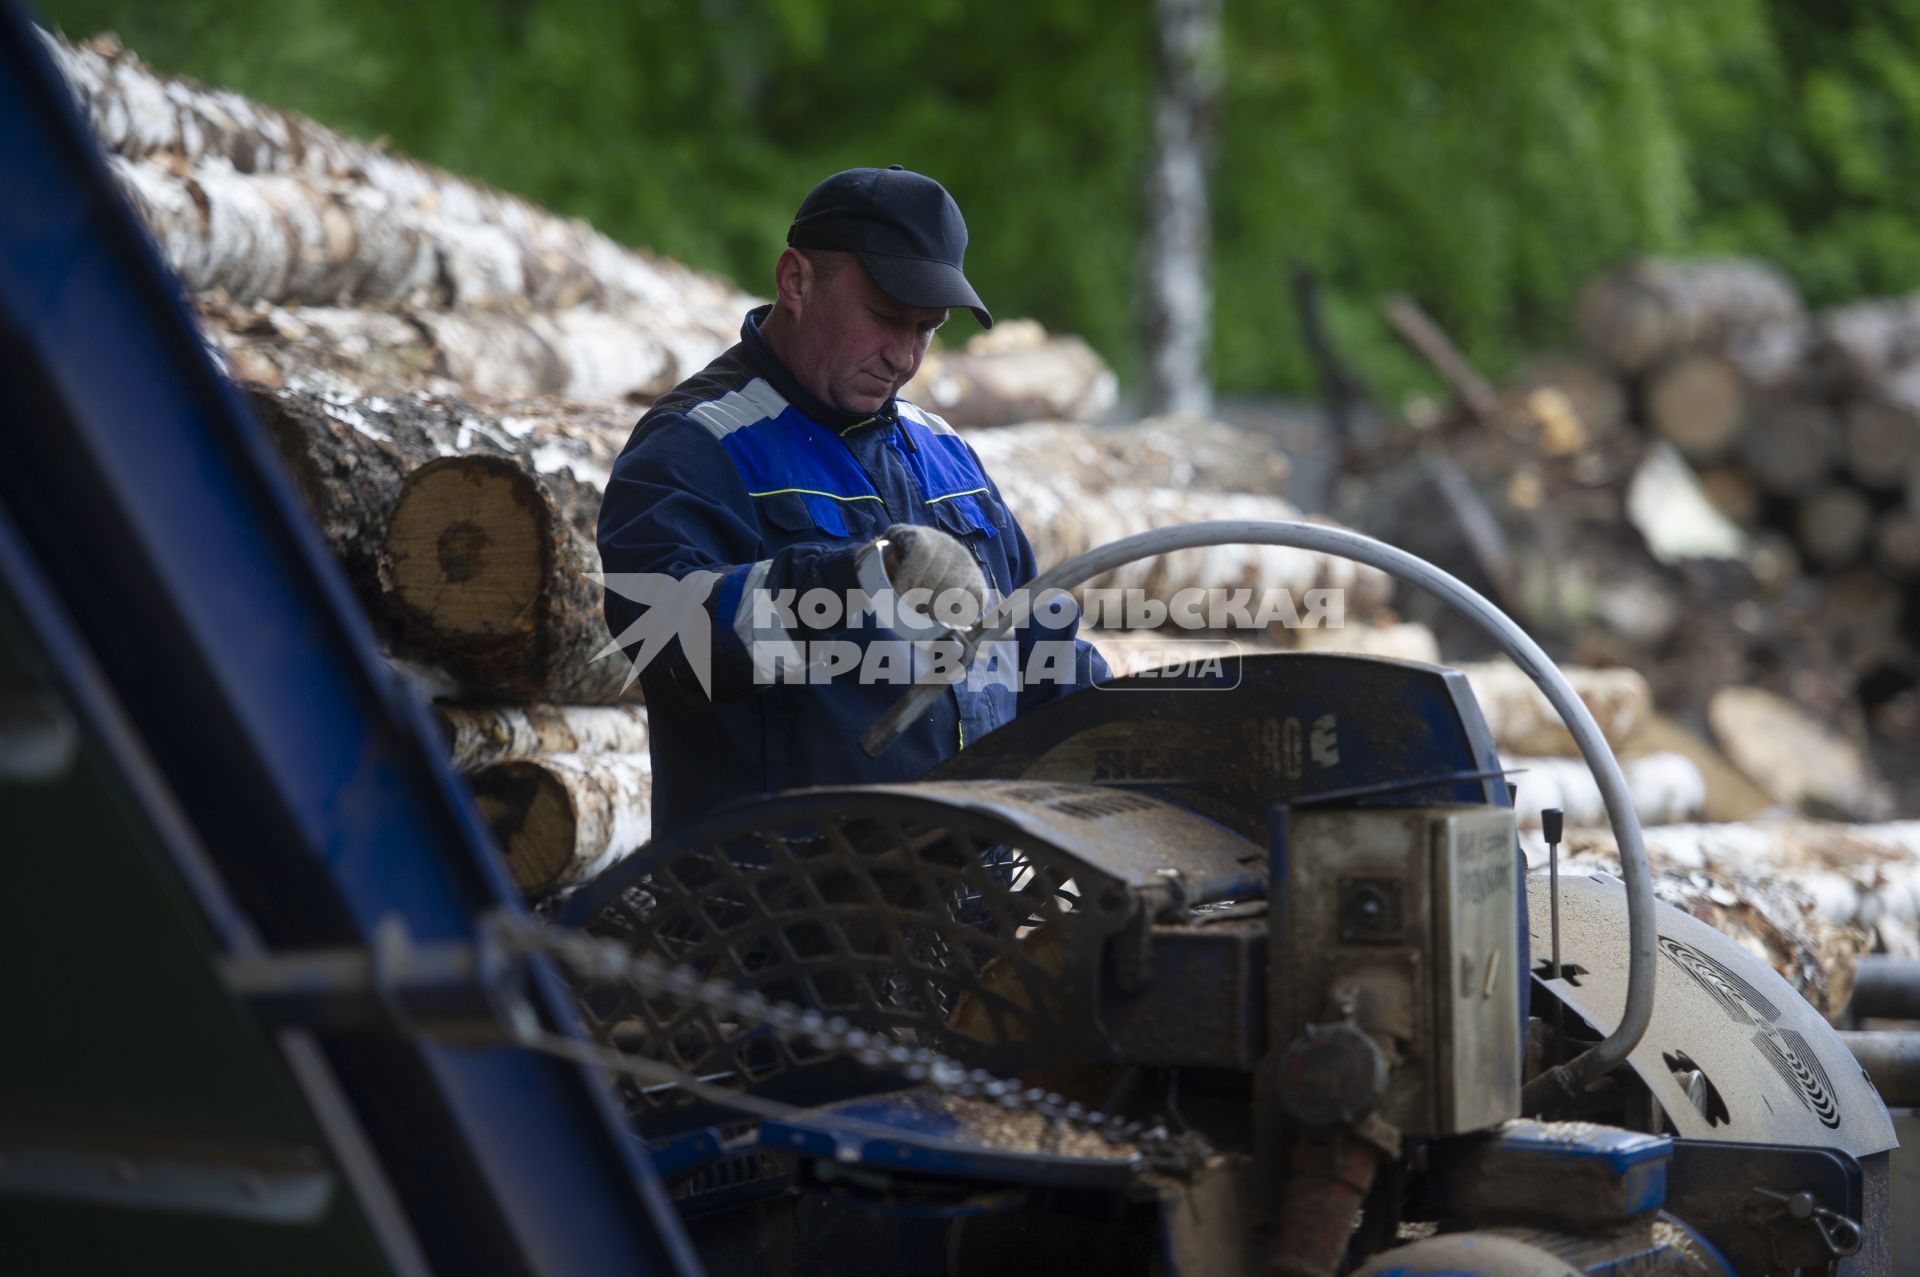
598;307;1108;838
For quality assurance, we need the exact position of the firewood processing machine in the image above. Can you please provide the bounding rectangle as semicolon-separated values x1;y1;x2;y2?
0;4;1908;1272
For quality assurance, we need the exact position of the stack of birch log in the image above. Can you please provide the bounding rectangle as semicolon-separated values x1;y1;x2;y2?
1343;261;1920;1012
47;28;1920;1022
1586;258;1920;580
1577;258;1919;713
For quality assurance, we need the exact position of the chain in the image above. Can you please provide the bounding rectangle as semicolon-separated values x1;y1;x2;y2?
486;913;1210;1173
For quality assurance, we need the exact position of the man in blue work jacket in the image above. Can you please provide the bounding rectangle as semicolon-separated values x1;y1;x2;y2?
597;166;1108;838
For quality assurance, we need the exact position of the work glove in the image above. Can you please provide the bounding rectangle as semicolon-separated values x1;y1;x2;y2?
878;523;989;629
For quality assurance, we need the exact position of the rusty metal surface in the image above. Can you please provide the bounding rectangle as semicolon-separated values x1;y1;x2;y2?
1529;869;1897;1155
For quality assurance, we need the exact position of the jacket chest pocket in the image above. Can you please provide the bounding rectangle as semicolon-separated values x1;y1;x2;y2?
925;495;1011;593
755;490;887;551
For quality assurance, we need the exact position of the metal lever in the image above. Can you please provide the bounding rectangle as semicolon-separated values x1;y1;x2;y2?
1542;806;1563;983
1752;1186;1863;1259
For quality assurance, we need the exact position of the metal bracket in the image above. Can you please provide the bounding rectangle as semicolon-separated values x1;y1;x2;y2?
220;914;529;1040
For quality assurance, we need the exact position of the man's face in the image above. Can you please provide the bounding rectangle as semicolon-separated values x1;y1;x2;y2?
783;254;948;417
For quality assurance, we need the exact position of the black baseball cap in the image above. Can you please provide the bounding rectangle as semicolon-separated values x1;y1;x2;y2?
786;166;993;329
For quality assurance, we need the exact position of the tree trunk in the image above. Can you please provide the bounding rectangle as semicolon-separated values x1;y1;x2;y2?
259;305;691;407
47;30;755;323
382;454;632;703
1454;661;1651;756
112;155;440;308
1545;836;1867;1019
469;751;652;893
246;383;626;575
244;383;418;609
1647;872;1864;1019
1140;0;1221;417
1503;751;1704;829
436;703;651;772
248;385;633;702
902;322;1118;427
1576;257;1802;374
965;416;1289;499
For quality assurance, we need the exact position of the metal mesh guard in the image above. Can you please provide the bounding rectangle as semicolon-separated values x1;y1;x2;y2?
563;789;1139;1124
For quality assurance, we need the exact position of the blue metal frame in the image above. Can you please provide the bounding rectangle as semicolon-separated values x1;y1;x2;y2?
0;8;696;1272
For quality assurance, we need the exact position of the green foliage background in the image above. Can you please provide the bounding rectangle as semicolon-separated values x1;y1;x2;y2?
38;0;1920;401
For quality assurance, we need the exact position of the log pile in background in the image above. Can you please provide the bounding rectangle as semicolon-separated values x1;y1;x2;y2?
1357;254;1912;822
902;318;1118;426
1576;258;1805;379
1601;262;1920;594
1573;258;1919;722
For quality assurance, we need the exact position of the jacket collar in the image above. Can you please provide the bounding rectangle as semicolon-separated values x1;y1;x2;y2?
740;305;895;434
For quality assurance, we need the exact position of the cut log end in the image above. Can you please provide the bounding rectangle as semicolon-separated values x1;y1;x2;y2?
1742;398;1840;498
1795;485;1876;571
472;760;578;892
1647;350;1747;461
385;455;548;640
1844;396;1920;490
